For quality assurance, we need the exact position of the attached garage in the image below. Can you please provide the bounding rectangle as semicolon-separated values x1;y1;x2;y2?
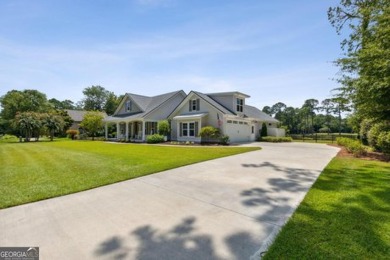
224;120;253;143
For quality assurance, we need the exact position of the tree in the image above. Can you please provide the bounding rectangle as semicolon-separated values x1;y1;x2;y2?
81;85;109;111
0;89;49;120
48;98;75;110
330;96;351;135
104;92;120;115
271;102;287;120
328;0;390;121
262;106;272;116
43;113;65;141
12;112;42;141
302;99;319;133
80;111;104;140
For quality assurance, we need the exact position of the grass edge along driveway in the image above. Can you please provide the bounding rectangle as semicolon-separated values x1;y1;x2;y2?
0;141;260;209
263;156;390;259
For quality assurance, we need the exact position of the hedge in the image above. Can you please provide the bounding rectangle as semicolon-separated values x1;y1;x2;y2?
336;137;367;157
258;136;292;143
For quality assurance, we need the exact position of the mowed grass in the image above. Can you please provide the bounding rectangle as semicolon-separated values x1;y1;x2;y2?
0;140;259;209
264;157;390;259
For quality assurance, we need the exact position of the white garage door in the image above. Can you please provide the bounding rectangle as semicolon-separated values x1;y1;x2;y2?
225;121;251;143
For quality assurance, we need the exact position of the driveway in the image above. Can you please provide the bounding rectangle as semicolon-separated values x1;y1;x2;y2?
0;142;339;259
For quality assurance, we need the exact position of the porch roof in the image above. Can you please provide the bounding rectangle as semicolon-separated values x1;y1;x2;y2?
173;113;208;120
104;113;144;123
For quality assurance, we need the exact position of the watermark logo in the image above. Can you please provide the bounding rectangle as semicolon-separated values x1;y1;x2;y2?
0;247;39;260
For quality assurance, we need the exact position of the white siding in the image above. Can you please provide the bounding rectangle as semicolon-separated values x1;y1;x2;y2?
116;96;142;115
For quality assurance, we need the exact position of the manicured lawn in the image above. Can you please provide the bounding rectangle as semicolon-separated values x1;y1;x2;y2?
0;140;259;209
263;157;390;259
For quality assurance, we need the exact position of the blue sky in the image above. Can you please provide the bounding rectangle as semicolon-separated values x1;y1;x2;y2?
0;0;344;109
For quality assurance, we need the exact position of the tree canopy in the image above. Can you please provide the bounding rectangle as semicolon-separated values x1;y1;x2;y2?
80;111;104;140
0;89;49;120
328;0;390;121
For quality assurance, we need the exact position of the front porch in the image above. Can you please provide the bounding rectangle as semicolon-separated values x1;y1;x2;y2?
104;120;158;142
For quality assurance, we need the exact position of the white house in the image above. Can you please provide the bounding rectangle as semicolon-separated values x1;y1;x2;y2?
104;90;186;141
104;90;284;143
169;91;284;143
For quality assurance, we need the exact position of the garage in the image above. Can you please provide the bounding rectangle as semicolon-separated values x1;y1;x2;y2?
224;120;253;143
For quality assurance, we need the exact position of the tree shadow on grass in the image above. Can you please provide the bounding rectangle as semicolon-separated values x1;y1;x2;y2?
262;160;390;259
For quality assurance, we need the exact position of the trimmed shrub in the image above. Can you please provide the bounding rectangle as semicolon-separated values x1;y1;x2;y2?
368;123;390;151
260;123;268;137
66;129;79;140
336;137;367;157
158;120;170;136
199;126;220;143
146;134;165;144
77;133;89;140
0;134;19;143
219;135;230;145
377;131;390;154
259;136;292;143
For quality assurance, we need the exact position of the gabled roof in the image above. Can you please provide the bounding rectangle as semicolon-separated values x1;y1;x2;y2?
110;90;185;120
244;105;279;123
65;110;107;122
191;91;235;115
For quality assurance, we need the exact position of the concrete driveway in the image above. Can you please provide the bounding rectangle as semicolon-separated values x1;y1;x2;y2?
0;142;339;259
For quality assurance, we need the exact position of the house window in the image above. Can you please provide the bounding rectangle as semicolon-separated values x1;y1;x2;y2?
236;98;243;112
227;120;232;124
180;122;197;137
125;100;132;112
189;99;200;111
145;122;158;135
251;126;254;134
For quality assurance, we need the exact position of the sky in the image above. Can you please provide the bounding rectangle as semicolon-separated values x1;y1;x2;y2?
0;0;345;109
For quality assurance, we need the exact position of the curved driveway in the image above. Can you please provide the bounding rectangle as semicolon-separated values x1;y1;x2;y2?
0;142;339;259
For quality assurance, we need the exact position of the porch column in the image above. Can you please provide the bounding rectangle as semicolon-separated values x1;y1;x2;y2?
116;122;120;139
105;123;108;139
125;122;129;142
142;121;145;141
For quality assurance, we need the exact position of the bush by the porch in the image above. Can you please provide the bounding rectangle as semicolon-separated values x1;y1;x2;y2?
199;126;220;143
146;134;165;143
158;120;170;136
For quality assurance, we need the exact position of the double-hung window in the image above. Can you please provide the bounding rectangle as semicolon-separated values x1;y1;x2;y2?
125;100;132;112
181;122;196;137
189;99;200;111
236;98;243;112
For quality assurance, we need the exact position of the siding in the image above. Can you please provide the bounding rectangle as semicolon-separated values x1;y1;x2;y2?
116;96;143;115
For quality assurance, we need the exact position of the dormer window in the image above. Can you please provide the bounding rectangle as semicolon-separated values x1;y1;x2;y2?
189;99;200;111
236;98;243;112
125;100;132;112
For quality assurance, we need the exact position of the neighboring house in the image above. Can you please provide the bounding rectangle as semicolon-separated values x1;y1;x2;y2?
65;110;107;132
103;90;187;142
169;91;284;143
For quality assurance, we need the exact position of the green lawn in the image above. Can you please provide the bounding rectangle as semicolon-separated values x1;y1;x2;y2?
263;157;390;259
0;140;259;209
